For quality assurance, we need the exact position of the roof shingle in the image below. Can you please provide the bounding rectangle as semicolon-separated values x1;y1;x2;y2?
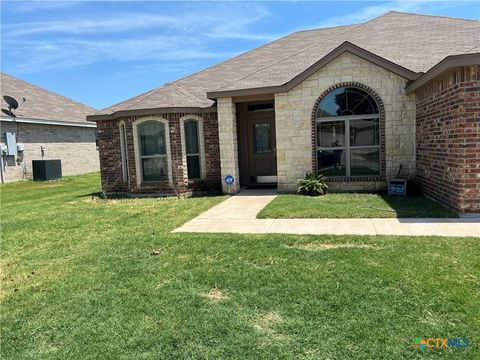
96;11;480;116
1;73;96;122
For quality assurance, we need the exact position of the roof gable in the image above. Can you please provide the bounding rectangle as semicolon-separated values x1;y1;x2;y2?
1;73;96;122
207;41;420;99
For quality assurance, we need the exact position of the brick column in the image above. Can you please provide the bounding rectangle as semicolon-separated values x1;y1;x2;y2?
217;97;240;194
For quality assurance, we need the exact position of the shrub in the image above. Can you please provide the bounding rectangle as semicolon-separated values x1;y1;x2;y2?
297;172;328;196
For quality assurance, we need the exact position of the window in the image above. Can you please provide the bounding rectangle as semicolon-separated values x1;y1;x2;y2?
137;120;168;181
247;103;274;112
184;120;201;179
254;123;272;153
119;122;128;183
316;87;380;177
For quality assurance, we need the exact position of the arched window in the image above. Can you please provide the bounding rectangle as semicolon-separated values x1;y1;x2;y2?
137;120;168;181
316;86;380;177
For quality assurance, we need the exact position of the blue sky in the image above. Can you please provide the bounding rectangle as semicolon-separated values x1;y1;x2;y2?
1;1;479;109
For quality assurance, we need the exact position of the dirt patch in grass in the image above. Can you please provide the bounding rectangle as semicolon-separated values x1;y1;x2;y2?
256;312;283;325
286;242;376;251
202;287;228;302
253;312;288;342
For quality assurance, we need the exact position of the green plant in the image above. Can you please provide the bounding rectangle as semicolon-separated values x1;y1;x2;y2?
297;172;328;196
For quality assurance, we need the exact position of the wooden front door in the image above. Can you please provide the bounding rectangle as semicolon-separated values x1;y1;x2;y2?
246;117;277;184
237;101;277;186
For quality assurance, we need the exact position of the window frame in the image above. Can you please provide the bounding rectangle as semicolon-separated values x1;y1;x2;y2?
180;115;206;181
132;116;172;186
118;121;129;183
315;89;381;177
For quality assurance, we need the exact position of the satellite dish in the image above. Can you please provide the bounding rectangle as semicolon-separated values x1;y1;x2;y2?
2;109;15;117
3;95;19;110
1;95;25;120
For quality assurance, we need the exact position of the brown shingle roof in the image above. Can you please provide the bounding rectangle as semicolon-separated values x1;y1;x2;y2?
1;73;96;122
96;11;480;117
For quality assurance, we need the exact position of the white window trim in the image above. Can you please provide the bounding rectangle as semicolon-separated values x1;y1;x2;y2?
132;116;173;186
118;121;129;184
180;115;206;181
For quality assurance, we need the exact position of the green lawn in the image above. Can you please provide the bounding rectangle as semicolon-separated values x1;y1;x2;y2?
257;193;458;219
1;173;478;359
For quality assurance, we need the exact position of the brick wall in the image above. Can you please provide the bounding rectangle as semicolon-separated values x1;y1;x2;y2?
97;112;221;195
415;65;480;213
1;121;99;182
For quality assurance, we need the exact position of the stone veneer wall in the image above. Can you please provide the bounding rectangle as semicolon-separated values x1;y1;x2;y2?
274;51;416;192
415;65;480;213
97;112;221;195
1;121;99;182
217;98;240;193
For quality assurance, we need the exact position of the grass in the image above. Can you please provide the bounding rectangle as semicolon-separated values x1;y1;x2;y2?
1;173;479;359
257;193;458;219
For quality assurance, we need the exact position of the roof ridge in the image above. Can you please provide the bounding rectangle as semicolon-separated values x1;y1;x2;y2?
123;85;168;111
214;21;369;90
467;43;480;53
102;78;207;113
174;83;205;102
98;12;389;107
99;84;165;112
290;10;396;35
385;10;480;23
94;10;479;117
121;82;205;112
1;72;97;111
173;31;307;86
210;9;477;91
99;32;301;112
288;23;356;35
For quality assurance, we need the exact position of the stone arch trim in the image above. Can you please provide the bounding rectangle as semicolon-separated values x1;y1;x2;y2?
311;82;386;181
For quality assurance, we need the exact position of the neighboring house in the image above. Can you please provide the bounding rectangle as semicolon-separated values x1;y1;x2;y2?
1;73;99;182
88;11;480;213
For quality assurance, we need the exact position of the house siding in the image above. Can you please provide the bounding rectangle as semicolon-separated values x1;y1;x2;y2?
274;51;416;192
415;65;480;213
1;121;99;182
97;112;221;195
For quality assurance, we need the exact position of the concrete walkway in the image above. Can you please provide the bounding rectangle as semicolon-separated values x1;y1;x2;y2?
173;190;480;237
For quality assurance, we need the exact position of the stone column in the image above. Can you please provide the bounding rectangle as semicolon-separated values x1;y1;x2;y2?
217;97;240;194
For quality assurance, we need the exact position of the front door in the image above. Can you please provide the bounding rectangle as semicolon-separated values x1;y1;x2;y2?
246;117;277;184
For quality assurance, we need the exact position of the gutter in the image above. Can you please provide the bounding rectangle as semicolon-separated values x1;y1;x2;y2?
405;52;480;94
87;106;217;122
1;116;97;128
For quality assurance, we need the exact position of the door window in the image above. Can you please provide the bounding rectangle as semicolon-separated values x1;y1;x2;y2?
254;123;272;153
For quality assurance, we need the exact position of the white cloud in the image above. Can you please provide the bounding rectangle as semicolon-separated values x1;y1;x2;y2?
314;0;471;28
3;3;274;40
1;2;276;72
4;35;244;72
4;0;81;13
